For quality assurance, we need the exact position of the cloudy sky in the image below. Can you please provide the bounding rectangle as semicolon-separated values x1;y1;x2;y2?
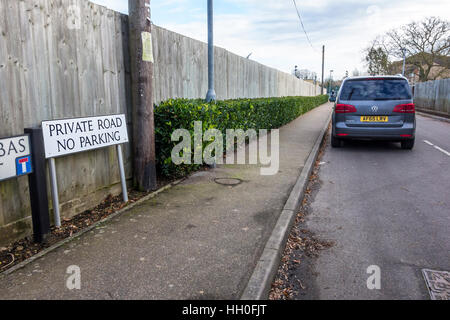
91;0;450;80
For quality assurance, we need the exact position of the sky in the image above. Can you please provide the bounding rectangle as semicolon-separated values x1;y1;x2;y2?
90;0;450;80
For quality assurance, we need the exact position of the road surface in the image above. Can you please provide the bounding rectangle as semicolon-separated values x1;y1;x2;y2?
290;114;450;299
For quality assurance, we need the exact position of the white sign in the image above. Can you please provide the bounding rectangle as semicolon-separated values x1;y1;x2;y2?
42;114;129;159
142;32;154;63
0;135;32;182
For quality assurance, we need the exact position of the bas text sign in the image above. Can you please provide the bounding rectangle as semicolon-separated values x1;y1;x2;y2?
42;114;129;159
0;135;32;182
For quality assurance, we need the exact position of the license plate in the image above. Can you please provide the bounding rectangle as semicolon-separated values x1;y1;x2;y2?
361;116;388;122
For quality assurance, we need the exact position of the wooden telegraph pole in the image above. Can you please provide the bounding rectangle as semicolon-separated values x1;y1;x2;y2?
128;0;157;191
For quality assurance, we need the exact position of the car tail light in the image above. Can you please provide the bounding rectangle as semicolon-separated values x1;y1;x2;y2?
337;133;348;136
335;104;357;113
393;103;415;113
400;134;413;138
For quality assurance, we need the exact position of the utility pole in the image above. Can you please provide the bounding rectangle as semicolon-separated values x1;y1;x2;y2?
206;0;216;102
321;45;325;95
128;0;157;191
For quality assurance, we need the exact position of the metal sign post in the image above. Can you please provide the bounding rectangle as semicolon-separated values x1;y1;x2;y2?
24;128;51;242
41;114;130;227
48;157;61;227
116;144;128;203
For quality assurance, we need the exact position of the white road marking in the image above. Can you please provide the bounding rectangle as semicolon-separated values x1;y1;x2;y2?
423;140;450;157
434;146;450;157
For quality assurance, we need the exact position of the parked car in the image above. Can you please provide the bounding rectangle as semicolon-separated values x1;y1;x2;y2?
329;90;336;102
331;75;416;149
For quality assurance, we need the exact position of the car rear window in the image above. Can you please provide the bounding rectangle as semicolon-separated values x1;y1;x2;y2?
340;79;412;101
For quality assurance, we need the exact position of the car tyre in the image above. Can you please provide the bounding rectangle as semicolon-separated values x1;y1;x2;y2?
331;135;342;148
401;138;414;150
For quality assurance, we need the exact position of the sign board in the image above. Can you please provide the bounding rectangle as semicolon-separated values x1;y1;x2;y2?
142;32;154;63
42;114;129;159
0;135;33;182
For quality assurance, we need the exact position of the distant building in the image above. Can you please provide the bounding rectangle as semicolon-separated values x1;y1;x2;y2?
390;53;450;84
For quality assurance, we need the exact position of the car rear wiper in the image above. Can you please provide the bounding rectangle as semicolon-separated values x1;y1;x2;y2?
348;88;355;100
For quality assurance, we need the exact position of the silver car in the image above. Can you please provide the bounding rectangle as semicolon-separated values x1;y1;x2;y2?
331;75;416;149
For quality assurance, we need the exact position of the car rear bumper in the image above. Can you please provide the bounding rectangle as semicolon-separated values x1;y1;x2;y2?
333;121;415;140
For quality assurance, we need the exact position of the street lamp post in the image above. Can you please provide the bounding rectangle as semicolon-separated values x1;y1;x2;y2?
294;65;299;79
328;70;334;94
206;0;216;102
401;48;407;76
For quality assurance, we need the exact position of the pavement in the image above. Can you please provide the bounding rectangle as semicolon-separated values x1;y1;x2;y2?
0;102;332;300
289;114;450;299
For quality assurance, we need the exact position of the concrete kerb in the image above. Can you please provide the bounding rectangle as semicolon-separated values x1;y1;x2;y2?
0;178;184;279
416;110;450;123
240;112;332;300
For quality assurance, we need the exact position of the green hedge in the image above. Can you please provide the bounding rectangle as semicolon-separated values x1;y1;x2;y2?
155;95;328;177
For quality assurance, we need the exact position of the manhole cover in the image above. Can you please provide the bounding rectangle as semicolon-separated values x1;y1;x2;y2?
422;269;450;300
214;178;242;186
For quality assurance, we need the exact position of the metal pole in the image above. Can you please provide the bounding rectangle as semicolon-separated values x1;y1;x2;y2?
206;0;216;102
321;45;325;95
328;70;333;94
48;158;61;228
116;144;129;203
402;48;406;76
314;75;317;95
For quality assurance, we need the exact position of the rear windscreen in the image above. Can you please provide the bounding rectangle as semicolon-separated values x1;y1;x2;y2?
340;79;412;101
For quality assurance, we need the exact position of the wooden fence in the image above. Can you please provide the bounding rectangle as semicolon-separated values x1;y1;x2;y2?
0;0;322;246
414;79;450;116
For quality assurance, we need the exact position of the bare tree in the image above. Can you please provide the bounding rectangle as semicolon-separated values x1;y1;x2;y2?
364;38;391;75
385;17;449;81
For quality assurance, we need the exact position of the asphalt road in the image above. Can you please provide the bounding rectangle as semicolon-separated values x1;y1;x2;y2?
295;114;450;299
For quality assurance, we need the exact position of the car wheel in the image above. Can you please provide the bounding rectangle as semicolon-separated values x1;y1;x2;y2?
331;135;342;148
401;138;415;150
